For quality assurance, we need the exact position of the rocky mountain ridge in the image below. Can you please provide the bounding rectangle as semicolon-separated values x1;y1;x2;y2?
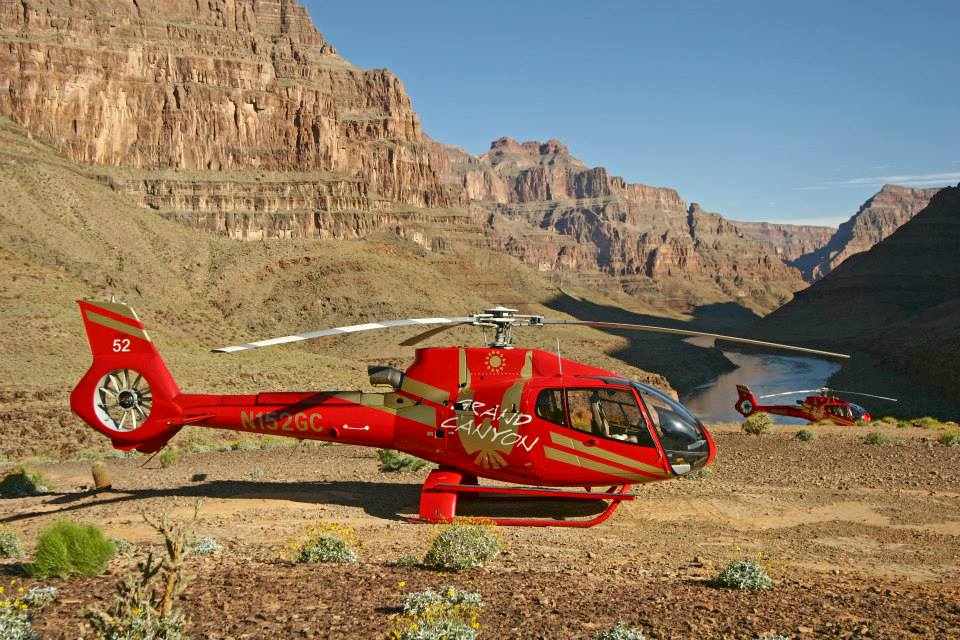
733;220;835;264
792;184;939;281
437;137;805;312
746;185;960;417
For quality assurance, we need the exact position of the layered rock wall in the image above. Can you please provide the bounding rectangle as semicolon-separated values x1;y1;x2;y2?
0;0;449;208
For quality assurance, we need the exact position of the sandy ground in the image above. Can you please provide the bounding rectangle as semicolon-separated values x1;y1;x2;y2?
3;422;959;639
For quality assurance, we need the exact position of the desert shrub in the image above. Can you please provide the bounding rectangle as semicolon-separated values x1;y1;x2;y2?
192;537;221;555
741;413;772;436
937;430;960;447
377;449;431;473
423;521;500;572
759;636;792;640
0;466;53;498
863;431;889;445
709;559;774;591
0;525;23;558
683;467;714;480
249;467;264;480
388;554;418;568
87;506;199;640
795;429;816;442
597;621;646;640
892;438;906;446
158;448;181;469
388;586;483;640
109;537;134;555
854;419;871;426
295;523;358;564
0;584;58;640
24;521;116;578
914;416;944;429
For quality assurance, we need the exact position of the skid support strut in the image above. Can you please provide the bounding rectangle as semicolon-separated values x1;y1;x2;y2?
415;469;634;527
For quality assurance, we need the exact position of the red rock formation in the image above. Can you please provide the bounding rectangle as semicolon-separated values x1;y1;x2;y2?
0;0;449;209
439;139;805;310
733;220;834;264
792;185;939;281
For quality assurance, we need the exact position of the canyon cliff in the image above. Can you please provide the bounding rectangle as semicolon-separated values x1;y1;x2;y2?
746;185;960;417
0;0;461;246
437;137;806;312
733;220;834;264
792;185;939;281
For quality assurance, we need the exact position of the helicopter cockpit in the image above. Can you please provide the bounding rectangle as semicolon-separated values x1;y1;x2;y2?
534;378;711;475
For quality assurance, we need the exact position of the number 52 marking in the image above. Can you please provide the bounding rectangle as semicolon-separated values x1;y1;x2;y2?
112;338;131;352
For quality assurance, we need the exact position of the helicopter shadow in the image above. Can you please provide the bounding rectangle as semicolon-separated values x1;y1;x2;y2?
1;479;609;524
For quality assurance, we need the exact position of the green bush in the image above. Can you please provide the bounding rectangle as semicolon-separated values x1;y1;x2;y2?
937;430;960;447
24;521;116;578
914;416;944;429
683;467;714;480
423;521;500;572
295;523;358;564
795;429;816;442
108;537;134;555
597;621;646;640
709;559;774;591
0;466;53;498
0;525;23;558
192;537;221;554
158;448;181;469
0;585;58;640
742;413;772;436
388;554;418;568
377;449;431;473
389;586;483;640
863;431;889;445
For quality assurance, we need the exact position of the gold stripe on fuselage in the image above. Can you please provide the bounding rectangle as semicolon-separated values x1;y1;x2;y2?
548;431;670;478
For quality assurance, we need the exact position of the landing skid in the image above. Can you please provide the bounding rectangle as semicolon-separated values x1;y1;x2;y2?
413;469;634;527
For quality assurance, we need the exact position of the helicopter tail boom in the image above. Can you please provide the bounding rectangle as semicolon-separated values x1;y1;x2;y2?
70;300;184;452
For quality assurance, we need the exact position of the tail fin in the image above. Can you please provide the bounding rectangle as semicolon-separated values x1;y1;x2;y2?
70;300;183;452
734;384;759;417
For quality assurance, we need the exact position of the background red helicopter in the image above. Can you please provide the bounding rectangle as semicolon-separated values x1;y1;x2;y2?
735;385;898;426
71;300;848;527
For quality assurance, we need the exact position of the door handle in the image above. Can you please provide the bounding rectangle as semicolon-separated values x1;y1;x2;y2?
585;439;597;447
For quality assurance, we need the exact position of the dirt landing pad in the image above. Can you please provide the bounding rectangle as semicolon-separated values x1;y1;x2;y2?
4;424;959;639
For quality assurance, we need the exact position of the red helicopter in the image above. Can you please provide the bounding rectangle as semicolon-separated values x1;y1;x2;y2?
71;300;848;527
735;385;897;426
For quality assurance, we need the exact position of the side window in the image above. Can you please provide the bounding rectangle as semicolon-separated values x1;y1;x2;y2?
565;388;657;447
535;389;566;426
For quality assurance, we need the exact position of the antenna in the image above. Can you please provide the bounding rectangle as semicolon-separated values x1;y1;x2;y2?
556;338;563;376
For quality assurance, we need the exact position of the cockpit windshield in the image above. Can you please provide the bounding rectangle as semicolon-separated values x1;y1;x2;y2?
586;378;711;474
849;403;867;420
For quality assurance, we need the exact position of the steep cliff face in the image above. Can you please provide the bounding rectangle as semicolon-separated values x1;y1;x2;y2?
0;0;450;211
733;220;834;264
746;185;960;417
792;185;939;281
440;138;805;312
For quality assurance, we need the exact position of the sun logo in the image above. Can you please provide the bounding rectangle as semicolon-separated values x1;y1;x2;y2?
484;350;507;373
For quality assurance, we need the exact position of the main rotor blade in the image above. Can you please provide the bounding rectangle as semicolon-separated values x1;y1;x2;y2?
758;389;821;399
213;317;474;353
541;320;851;359
399;322;470;347
825;389;899;402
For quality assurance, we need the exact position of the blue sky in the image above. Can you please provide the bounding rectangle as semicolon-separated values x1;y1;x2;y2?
304;1;959;227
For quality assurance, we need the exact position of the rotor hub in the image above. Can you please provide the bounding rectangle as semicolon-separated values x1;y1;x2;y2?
472;307;544;348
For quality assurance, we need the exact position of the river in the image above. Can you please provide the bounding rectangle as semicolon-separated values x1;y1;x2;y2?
679;340;842;425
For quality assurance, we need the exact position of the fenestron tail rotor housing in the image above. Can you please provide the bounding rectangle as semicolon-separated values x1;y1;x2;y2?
93;369;152;432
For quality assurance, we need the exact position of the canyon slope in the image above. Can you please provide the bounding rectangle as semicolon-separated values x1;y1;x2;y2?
792;185;939;281
437;137;806;313
732;220;834;264
746;185;960;417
